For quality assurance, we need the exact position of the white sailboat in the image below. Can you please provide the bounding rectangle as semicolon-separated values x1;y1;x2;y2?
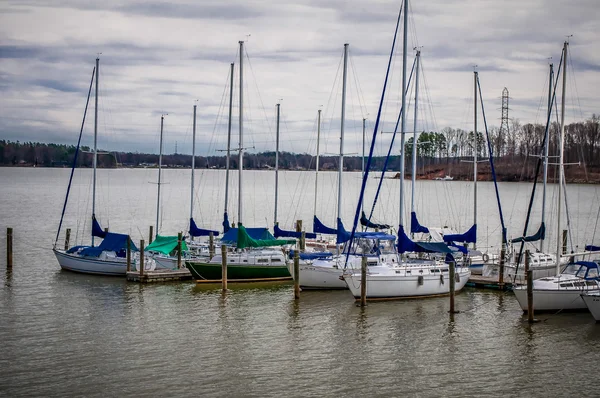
53;57;141;276
581;290;600;321
512;41;600;311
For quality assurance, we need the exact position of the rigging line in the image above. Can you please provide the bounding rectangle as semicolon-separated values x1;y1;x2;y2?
244;46;274;139
55;66;95;247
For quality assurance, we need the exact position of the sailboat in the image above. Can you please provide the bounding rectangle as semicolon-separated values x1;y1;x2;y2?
582;290;600;321
341;0;471;299
185;41;295;281
512;41;600;311
53;57;140;276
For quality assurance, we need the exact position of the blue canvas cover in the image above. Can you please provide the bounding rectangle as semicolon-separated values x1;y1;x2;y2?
274;223;317;239
410;211;430;234
443;224;477;244
337;218;396;244
220;226;276;245
92;215;107;238
585;245;600;251
288;250;333;260
189;217;219;237
512;223;545;243
360;211;390;229
313;215;337;235
398;225;453;254
222;212;231;233
79;232;138;257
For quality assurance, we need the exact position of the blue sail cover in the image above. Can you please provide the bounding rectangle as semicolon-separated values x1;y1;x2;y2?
189;217;219;237
585;245;600;251
398;225;453;254
92;215;107;239
337;218;396;244
443;224;477;244
313;215;337;235
410;211;429;234
222;212;231;233
448;244;468;254
221;227;276;245
511;223;545;243
274;223;317;239
79;232;138;257
360;211;390;229
288;250;333;260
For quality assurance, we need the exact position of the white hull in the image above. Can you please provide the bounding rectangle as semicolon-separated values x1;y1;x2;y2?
292;261;347;290
54;249;130;276
344;265;471;299
513;287;592;311
581;292;600;321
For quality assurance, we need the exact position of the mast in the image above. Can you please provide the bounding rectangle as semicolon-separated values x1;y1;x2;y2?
313;109;321;218
362;116;366;213
473;71;478;250
541;63;553;252
190;104;196;225
92;57;99;246
338;43;348;225
556;41;568;274
224;62;234;226
274;102;281;226
399;0;408;228
156;114;165;237
410;49;420;230
238;41;244;226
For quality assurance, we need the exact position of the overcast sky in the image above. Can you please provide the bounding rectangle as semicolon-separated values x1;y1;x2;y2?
1;0;598;157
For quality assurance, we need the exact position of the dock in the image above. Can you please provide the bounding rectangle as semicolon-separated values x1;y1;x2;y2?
126;268;193;283
467;275;513;291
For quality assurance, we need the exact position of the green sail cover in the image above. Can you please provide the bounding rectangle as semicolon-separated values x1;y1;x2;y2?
237;225;295;249
145;235;188;255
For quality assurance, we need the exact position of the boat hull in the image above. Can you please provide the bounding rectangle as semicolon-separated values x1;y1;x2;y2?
53;249;128;276
512;287;590;311
344;267;471;299
186;261;291;281
581;292;600;321
292;262;347;290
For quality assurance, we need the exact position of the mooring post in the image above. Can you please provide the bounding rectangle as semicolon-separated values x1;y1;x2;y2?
499;232;506;289
148;226;154;245
525;250;534;322
139;239;145;277
221;244;227;291
449;261;456;313
126;236;131;272
562;229;567;255
301;231;306;253
209;232;215;259
104;227;108;235
177;231;182;269
293;248;300;300
64;228;71;251
6;227;13;269
360;255;367;307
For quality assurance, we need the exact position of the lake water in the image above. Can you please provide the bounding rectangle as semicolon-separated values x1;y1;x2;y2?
1;167;599;397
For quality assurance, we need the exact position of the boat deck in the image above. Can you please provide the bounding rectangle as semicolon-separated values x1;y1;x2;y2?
126;268;192;283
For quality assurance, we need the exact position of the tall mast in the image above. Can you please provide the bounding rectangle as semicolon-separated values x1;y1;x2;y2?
274;102;281;226
190;104;196;224
410;49;420;229
224;62;234;226
541;63;553;252
473;71;478;250
313;109;322;218
556;41;568;274
238;41;244;226
156;114;165;237
399;0;408;228
338;43;348;225
92;57;99;246
362;116;366;213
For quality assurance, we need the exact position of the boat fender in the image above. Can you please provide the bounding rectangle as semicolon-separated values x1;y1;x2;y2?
440;274;444;284
417;275;424;285
482;253;490;263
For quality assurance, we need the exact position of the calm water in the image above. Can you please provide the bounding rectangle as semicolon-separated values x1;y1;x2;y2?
1;167;599;397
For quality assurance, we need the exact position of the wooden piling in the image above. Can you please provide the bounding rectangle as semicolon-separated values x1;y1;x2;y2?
221;244;228;291
149;226;154;245
126;236;131;272
6;227;13;269
209;232;215;259
177;232;182;269
498;232;506;289
562;229;567;255
293;248;300;300
104;227;109;235
525;250;534;322
64;228;71;251
360;256;367;307
139;239;145;277
449;261;456;313
301;231;306;253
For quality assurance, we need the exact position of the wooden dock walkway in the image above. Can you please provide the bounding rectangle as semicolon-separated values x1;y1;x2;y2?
126;268;192;283
467;275;513;291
